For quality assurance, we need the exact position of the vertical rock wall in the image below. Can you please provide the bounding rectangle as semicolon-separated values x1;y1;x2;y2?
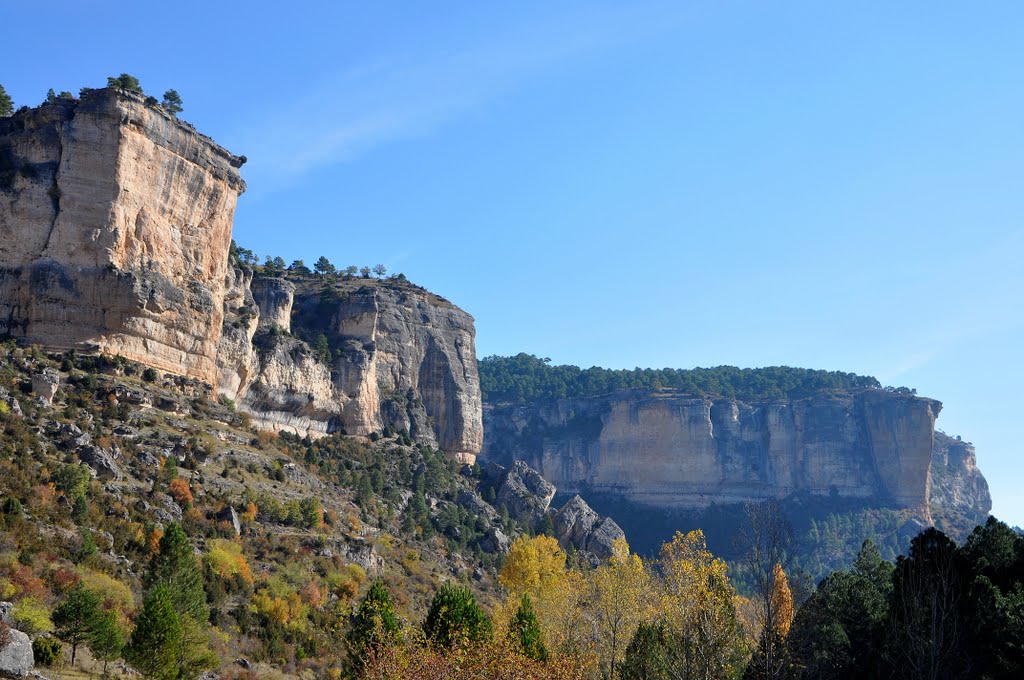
482;390;968;512
217;276;484;458
0;89;246;383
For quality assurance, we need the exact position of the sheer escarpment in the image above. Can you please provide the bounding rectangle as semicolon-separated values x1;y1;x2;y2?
0;92;484;458
216;274;483;458
0;89;246;383
482;391;991;519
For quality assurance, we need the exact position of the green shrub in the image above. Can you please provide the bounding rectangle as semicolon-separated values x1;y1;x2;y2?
32;637;63;667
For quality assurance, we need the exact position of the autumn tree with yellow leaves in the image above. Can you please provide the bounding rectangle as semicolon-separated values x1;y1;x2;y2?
585;537;652;679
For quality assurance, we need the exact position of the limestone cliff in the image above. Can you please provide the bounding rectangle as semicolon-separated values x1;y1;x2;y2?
482;390;990;516
0;89;245;384
0;91;484;458
930;430;991;521
216;273;483;458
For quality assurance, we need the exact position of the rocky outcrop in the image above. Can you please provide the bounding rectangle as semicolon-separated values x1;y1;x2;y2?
483;390;986;515
217;275;483;458
553;494;625;561
0;89;245;385
930;431;991;521
481;460;556;525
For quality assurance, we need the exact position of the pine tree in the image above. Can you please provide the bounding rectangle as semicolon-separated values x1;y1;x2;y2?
314;256;336;276
346;581;401;673
88;610;125;676
510;594;548;661
0;84;13;117
143;522;208;623
125;586;181;680
161;89;183;116
52;583;100;664
423;582;492;648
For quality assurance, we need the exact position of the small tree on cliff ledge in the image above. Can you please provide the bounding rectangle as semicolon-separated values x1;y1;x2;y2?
0;85;13;117
107;74;143;93
161;89;183;116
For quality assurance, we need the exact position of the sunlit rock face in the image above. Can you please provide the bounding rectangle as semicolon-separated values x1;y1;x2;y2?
217;275;483;458
483;390;987;515
0;89;245;383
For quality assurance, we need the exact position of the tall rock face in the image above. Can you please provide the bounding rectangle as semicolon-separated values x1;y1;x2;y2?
930;430;991;521
217;275;483;459
483;390;987;514
0;92;484;459
0;89;245;383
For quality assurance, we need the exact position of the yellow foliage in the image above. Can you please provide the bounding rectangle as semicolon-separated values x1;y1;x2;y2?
77;568;136;623
252;590;308;632
770;563;794;638
13;596;54;635
586;537;652;679
241;501;258;523
205;539;254;585
497;536;589;662
656;530;745;677
499;535;566;597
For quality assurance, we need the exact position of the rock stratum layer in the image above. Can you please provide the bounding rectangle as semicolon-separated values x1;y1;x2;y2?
482;390;991;517
0;91;483;457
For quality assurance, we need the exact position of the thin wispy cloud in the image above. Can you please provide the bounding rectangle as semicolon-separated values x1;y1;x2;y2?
227;4;682;196
875;229;1023;384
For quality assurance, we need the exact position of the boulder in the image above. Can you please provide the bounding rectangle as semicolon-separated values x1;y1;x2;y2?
76;445;122;481
30;371;59;404
587;517;626;560
456;489;497;520
217;505;241;536
481;527;511;554
0;390;21;417
0;628;34;678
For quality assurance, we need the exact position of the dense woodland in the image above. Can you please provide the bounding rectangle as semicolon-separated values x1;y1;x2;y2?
479;353;885;403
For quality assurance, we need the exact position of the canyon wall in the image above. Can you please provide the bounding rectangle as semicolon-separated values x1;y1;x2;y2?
0;89;245;383
482;391;991;516
0;91;483;457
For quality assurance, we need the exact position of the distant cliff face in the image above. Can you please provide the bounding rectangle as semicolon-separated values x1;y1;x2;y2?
0;89;246;383
217;273;483;459
0;91;483;458
483;390;989;515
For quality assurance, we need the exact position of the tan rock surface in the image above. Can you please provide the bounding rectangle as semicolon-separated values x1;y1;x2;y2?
0;89;245;383
485;390;953;511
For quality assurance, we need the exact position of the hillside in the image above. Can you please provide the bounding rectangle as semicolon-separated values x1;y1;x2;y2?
0;344;623;675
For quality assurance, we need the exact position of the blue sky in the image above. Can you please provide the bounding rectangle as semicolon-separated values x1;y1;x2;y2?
5;1;1022;524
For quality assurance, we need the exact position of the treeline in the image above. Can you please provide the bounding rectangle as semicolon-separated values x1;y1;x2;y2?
479;353;882;403
0;74;183;119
